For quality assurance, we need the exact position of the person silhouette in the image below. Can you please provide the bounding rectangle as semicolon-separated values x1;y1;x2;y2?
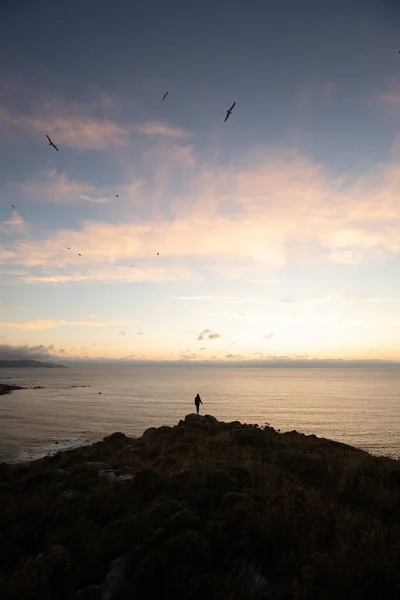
194;393;203;415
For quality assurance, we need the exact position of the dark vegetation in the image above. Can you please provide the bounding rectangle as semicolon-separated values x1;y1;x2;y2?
1;414;400;600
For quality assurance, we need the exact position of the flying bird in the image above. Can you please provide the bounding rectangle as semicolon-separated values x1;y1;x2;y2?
11;204;16;209
78;253;82;256
67;247;70;250
224;102;236;122
116;195;119;198
162;92;168;101
46;134;59;151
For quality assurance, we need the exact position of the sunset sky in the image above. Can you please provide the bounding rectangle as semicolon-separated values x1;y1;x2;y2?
1;0;400;362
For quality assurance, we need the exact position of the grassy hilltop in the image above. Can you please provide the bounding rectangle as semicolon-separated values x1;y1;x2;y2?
1;414;400;600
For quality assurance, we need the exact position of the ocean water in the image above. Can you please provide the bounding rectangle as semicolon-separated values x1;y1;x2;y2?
0;366;399;463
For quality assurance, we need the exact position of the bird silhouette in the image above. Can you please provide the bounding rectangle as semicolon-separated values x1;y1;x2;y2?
116;195;119;198
46;134;59;151
162;92;168;101
224;102;236;122
78;253;82;256
11;204;16;209
67;247;70;250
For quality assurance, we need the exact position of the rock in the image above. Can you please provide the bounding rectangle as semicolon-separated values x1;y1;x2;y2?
85;462;112;470
143;427;157;436
103;432;127;443
0;383;25;396
100;470;116;480
203;414;218;423
247;562;271;595
32;544;69;571
60;489;80;500
184;413;219;426
115;474;134;483
74;584;106;599
103;555;128;598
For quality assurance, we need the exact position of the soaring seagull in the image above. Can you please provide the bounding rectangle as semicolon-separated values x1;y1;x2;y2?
162;92;168;101
46;134;59;151
224;102;236;122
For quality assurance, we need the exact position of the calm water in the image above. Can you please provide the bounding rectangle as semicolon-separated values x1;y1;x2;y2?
0;366;399;463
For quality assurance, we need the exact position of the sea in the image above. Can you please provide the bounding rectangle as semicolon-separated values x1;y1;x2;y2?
0;366;399;463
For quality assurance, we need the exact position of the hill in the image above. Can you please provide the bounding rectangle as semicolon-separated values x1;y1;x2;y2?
0;359;66;369
0;414;399;599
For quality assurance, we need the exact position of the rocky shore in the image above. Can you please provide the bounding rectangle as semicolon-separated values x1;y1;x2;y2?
0;383;25;396
1;413;399;599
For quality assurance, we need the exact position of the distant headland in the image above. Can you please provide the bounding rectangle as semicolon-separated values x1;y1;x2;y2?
0;359;67;369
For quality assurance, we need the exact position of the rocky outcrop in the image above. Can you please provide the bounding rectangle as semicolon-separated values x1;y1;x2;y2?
0;383;25;396
2;416;400;600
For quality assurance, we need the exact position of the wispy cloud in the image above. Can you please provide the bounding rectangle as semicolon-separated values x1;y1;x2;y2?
18;265;196;284
0;110;129;150
9;169;96;204
263;332;275;340
1;209;26;234
198;329;221;341
136;121;190;138
3;144;400;277
379;84;400;109
0;315;131;330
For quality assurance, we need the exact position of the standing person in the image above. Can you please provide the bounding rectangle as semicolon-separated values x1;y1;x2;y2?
194;393;203;415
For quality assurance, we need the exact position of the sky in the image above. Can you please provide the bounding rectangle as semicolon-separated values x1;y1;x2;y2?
1;0;400;363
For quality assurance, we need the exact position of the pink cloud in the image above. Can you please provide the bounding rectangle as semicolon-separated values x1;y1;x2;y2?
6;169;111;205
19;265;196;284
0;110;129;150
1;209;25;234
136;121;190;138
2;144;400;279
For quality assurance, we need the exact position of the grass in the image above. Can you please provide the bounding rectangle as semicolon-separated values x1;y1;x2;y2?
0;417;399;599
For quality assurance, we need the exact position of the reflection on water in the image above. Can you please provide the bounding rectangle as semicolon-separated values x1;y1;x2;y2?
0;366;399;462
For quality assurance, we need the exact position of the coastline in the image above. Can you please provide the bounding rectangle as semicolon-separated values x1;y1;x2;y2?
1;414;399;599
0;383;25;396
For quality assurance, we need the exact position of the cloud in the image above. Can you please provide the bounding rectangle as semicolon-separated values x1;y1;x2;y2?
379;85;400;109
198;329;221;341
137;331;144;335
4;141;400;278
136;121;190;138
0;343;58;360
263;332;275;340
0;315;130;330
179;352;198;360
120;331;126;336
18;265;196;284
0;110;129;150
7;169;109;205
0;209;25;235
225;354;244;359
